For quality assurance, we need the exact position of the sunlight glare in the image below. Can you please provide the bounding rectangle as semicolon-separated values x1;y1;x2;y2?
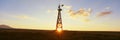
56;28;62;33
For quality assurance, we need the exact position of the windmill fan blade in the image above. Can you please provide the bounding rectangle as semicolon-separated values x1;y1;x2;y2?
61;4;64;7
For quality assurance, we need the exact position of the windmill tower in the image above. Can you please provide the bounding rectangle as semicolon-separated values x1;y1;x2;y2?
56;4;63;32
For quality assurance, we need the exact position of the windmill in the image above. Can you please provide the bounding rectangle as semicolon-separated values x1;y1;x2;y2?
56;0;64;32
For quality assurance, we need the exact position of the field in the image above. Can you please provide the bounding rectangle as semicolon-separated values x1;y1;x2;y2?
0;29;120;40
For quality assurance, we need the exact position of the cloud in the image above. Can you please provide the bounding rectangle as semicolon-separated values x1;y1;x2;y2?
68;8;92;17
62;5;113;23
63;5;72;9
66;7;92;22
46;9;57;13
96;6;112;17
97;11;112;17
61;5;93;22
63;5;112;23
105;6;111;10
13;15;38;20
47;10;52;13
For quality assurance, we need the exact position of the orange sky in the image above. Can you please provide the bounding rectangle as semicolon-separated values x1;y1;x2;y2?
0;0;120;31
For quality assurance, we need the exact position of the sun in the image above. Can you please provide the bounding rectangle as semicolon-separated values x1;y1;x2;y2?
56;28;62;33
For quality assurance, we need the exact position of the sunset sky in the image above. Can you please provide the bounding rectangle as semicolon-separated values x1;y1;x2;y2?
0;0;120;31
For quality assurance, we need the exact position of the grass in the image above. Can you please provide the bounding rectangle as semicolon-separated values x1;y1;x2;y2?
0;29;120;40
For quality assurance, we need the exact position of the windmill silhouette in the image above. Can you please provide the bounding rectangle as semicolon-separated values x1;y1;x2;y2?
56;4;64;32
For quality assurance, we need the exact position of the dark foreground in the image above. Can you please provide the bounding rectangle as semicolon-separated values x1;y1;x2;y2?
0;29;120;40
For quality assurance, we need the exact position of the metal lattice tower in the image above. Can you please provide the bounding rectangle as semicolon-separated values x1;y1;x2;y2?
56;4;63;31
